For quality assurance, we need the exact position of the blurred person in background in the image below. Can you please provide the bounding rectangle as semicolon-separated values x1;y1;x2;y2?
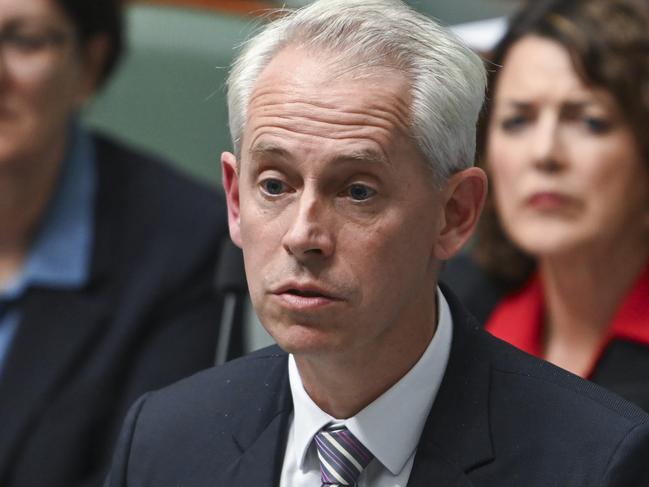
444;0;649;410
0;0;229;486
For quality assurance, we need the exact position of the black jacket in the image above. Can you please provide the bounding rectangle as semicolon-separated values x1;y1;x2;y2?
105;286;649;486
0;134;229;487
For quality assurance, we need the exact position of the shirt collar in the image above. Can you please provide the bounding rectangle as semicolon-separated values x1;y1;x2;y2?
288;286;453;476
2;122;96;300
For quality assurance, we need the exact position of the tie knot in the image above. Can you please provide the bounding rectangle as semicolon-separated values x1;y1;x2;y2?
314;425;373;486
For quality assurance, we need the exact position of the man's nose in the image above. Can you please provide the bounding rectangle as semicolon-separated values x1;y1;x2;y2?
530;113;566;174
282;191;335;261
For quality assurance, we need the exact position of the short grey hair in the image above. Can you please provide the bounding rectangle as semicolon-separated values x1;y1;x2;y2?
226;0;486;181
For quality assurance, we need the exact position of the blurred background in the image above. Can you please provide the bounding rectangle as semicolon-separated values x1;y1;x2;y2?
84;0;515;186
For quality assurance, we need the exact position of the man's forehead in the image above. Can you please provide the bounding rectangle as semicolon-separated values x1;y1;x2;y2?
246;52;409;127
252;44;409;101
234;45;419;173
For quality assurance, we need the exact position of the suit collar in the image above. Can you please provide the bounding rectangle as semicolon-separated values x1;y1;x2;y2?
221;349;293;485
286;287;454;476
408;285;494;485
221;287;496;486
225;410;292;485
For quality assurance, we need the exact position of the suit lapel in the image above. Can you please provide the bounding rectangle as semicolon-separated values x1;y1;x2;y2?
223;409;292;485
407;444;476;487
0;285;111;477
218;289;496;487
219;352;293;486
408;286;495;486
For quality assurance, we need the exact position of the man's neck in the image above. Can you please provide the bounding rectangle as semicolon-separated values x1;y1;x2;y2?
294;308;437;419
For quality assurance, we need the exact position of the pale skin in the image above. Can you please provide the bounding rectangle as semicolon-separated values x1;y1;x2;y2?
223;46;486;418
488;36;649;376
0;0;107;287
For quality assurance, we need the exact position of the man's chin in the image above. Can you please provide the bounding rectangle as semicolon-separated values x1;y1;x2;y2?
270;324;344;357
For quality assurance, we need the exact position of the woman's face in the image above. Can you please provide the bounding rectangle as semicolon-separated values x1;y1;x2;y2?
0;0;97;172
488;35;649;259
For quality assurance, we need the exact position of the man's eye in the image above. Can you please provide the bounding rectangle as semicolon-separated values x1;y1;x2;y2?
346;184;376;201
260;178;285;195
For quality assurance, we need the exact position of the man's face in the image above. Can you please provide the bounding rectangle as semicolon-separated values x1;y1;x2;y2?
224;47;449;360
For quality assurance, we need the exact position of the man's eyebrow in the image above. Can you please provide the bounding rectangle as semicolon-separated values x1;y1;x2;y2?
330;148;389;166
249;142;291;161
249;144;389;166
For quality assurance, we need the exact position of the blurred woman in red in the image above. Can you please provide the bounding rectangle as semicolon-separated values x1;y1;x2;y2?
445;0;649;410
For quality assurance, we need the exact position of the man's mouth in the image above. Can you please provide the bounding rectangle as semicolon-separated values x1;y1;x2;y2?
272;283;342;309
284;289;328;298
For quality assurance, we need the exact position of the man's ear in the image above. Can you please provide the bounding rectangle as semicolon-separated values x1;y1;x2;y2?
77;34;110;105
222;151;243;248
433;167;487;260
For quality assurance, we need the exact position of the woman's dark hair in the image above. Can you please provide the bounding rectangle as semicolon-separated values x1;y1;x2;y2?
474;0;649;286
58;0;124;87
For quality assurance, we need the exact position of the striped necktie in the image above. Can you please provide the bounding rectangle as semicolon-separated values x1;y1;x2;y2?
314;424;374;486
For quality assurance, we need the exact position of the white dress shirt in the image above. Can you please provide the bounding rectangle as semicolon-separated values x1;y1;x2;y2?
279;286;453;487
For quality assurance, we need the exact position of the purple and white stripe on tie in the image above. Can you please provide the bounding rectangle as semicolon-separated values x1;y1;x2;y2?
314;425;373;486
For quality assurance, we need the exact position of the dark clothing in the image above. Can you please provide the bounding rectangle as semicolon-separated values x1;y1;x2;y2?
105;286;649;487
592;340;649;412
0;134;229;487
487;264;649;412
442;255;649;413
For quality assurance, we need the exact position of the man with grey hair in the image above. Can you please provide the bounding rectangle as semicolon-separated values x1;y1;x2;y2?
106;1;649;485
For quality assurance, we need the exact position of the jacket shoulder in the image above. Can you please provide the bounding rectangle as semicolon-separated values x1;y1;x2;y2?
107;347;290;486
477;330;649;483
440;286;649;485
485;329;648;425
135;346;289;425
446;283;648;426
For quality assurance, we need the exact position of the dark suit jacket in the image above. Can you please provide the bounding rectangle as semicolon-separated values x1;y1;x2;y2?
441;254;649;412
0;134;229;487
105;287;649;486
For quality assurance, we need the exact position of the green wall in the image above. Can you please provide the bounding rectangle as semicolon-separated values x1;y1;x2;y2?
85;2;514;187
85;5;259;187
